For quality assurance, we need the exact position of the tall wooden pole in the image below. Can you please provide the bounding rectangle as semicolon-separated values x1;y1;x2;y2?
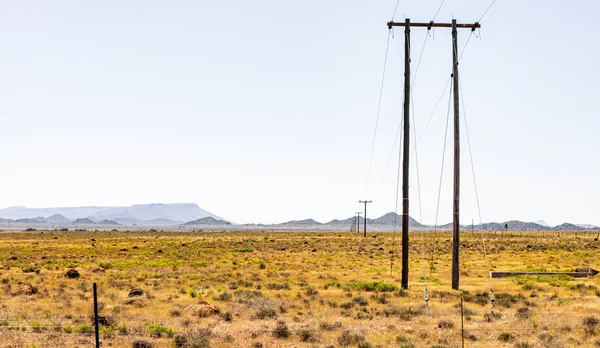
401;18;411;290
451;19;461;290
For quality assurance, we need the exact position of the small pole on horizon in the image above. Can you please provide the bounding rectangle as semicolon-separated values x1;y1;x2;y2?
355;212;362;233
359;200;372;237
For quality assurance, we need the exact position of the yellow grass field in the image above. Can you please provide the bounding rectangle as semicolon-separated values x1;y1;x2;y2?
0;230;598;347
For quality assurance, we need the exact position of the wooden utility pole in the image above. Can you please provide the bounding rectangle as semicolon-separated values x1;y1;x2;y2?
387;19;481;291
359;200;372;237
401;18;411;290
355;212;362;233
451;19;461;290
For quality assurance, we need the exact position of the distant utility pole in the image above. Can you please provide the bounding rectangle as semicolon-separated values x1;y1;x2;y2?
355;212;362;233
358;200;372;237
387;18;481;291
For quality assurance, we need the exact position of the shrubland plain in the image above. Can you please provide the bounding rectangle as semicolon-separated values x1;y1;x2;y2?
0;230;599;347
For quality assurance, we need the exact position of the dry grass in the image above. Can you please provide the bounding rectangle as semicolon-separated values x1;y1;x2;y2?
0;230;598;347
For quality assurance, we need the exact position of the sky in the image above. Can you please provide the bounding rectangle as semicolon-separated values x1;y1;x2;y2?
0;1;598;226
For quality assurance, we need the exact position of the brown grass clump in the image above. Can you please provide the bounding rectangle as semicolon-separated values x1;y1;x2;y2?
183;301;219;317
89;266;105;273
123;298;147;307
128;288;145;297
16;284;37;296
64;268;80;279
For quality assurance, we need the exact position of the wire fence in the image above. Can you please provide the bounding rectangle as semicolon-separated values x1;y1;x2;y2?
0;282;598;347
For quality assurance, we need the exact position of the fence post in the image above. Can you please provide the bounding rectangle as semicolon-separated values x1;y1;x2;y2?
93;283;100;347
460;295;465;348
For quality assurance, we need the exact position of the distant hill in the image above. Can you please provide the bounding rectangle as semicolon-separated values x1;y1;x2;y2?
276;218;323;226
553;223;586;231
15;217;46;223
183;217;231;226
325;217;356;225
73;218;95;224
97;219;120;225
575;223;599;229
372;212;423;227
46;214;71;223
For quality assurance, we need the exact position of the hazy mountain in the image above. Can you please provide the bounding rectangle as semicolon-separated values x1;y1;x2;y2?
97;219;120;225
277;219;322;226
46;214;71;223
15;217;46;223
553;223;586;231
0;203;223;225
183;217;232;226
575;224;599;229
73;218;95;224
500;220;549;231
372;212;423;227
534;220;552;227
325;217;356;225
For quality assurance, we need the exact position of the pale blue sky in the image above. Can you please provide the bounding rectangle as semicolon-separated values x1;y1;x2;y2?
0;1;598;226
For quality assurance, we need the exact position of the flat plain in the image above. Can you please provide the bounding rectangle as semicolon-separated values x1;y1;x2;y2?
0;230;598;347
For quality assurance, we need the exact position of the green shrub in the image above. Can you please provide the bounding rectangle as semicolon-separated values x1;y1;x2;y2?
272;321;290;339
498;332;515;342
298;329;318;343
254;308;277;320
338;331;366;347
29;321;44;333
21;266;40;274
352;296;368;306
75;323;94;334
216;292;232;301
147;322;174;338
174;329;211;348
345;280;396;292
396;335;415;348
584;316;599;335
515;342;533;348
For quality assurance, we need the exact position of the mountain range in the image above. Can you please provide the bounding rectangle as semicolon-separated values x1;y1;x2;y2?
0;204;597;231
259;213;599;231
0;203;223;226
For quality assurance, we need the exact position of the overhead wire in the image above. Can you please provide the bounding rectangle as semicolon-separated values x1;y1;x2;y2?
430;79;453;274
390;21;410;277
478;0;497;22
459;77;495;311
362;29;393;198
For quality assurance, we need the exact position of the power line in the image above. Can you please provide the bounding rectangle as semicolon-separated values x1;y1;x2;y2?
459;77;495;310
431;78;453;274
391;0;401;21
363;30;393;197
478;0;498;22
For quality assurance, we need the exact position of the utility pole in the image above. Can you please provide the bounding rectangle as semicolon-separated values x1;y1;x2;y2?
451;19;461;290
358;200;372;237
355;212;362;233
387;18;480;291
401;18;411;290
